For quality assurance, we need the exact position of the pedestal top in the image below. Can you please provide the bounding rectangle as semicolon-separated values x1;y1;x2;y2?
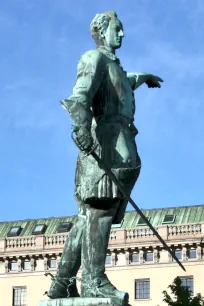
38;297;123;306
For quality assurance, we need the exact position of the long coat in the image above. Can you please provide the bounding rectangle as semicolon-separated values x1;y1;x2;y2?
62;47;141;223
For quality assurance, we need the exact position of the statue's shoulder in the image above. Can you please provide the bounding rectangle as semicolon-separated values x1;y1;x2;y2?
79;49;105;66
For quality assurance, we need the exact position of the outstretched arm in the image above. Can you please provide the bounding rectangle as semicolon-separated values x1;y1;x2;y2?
127;72;163;90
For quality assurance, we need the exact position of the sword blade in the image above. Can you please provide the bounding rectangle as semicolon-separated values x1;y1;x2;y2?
71;132;185;272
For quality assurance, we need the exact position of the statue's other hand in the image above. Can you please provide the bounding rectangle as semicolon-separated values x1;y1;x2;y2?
76;127;93;151
145;74;163;88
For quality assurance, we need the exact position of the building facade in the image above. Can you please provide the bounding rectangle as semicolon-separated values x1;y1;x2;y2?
0;204;204;306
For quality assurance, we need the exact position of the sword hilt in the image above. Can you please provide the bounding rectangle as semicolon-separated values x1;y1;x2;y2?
71;131;98;156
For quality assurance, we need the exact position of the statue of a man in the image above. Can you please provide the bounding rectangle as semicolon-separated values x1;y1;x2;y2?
48;11;163;304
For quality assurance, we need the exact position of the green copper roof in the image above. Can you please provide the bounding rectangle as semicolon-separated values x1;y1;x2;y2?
122;204;204;228
0;216;77;238
0;204;204;238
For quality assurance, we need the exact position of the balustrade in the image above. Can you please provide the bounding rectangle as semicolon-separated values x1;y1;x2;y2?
44;234;67;246
126;227;155;240
168;223;201;237
0;222;203;257
109;230;117;241
6;236;36;249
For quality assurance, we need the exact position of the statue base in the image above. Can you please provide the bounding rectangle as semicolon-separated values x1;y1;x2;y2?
38;297;125;306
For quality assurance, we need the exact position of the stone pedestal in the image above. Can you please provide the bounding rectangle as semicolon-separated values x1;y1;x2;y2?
38;297;122;306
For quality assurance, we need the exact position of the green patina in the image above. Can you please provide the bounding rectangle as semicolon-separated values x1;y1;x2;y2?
1;204;204;238
0;216;76;238
41;10;163;305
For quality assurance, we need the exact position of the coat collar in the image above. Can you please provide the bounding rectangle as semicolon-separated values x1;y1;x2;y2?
97;46;120;63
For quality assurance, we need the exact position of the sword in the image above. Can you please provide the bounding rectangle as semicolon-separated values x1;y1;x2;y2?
71;132;186;272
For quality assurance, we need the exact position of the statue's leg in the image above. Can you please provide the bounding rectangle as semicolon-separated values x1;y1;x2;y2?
81;201;129;305
47;214;85;299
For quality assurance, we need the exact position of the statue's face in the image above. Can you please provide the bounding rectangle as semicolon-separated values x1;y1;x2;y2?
103;18;124;50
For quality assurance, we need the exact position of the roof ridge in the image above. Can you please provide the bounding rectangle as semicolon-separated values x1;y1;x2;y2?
0;215;76;224
125;203;204;214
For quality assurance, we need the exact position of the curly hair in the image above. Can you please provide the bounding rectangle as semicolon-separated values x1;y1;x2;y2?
90;11;118;45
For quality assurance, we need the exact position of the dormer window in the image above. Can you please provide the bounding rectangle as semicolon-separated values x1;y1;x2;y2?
162;214;176;224
7;226;21;237
57;222;72;233
32;224;46;235
137;216;151;226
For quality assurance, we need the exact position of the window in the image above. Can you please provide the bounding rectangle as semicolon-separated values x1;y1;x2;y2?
8;226;21;237
145;252;153;262
23;261;31;270
32;224;46;235
175;250;182;260
135;279;150;299
11;262;18;271
50;259;57;268
131;253;139;263
57;222;72;233
105;255;111;264
162;214;176;224
13;287;27;306
180;276;194;295
137;216;151;226
188;248;196;259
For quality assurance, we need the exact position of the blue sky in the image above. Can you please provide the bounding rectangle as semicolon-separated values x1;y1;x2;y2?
0;0;204;222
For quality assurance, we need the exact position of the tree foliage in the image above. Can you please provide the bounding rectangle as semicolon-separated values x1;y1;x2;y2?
162;277;204;306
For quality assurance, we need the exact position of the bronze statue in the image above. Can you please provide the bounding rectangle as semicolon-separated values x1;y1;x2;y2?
47;11;163;305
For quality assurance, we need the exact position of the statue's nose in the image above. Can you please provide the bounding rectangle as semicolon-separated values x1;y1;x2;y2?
119;30;124;37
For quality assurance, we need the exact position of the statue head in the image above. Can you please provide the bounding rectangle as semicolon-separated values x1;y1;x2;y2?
90;11;124;51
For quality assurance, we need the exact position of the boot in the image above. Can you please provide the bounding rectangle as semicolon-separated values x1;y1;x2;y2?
47;215;85;299
81;208;129;306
